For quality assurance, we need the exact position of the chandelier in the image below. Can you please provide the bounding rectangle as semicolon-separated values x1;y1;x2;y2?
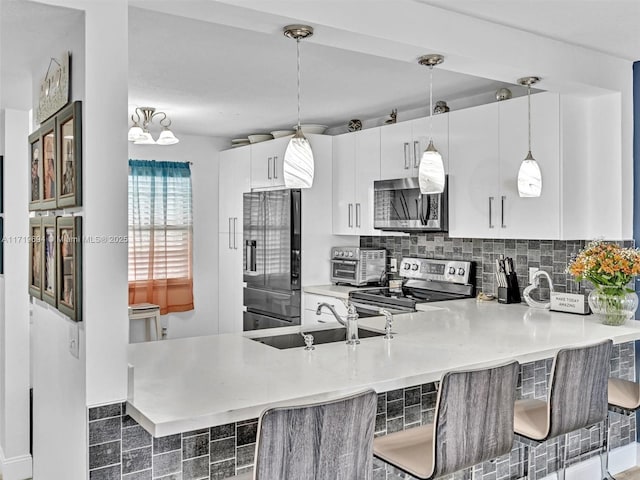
127;107;179;146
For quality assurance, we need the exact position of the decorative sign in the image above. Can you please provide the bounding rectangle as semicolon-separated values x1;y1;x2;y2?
550;292;590;315
37;52;70;123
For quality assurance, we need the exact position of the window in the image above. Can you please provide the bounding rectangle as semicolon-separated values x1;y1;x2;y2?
128;160;194;314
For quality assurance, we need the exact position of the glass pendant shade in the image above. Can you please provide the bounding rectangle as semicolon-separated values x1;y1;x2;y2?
157;128;180;146
128;125;144;141
517;151;542;197
419;141;446;194
133;131;156;145
284;130;314;188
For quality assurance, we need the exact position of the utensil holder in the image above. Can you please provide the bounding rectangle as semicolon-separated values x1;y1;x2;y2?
498;273;521;304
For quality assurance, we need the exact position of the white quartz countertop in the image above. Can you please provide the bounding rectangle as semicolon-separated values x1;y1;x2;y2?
126;299;640;437
302;284;379;299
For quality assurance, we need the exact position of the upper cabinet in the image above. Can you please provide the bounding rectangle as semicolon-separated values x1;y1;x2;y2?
332;128;381;235
250;136;290;189
219;146;251;237
380;114;448;180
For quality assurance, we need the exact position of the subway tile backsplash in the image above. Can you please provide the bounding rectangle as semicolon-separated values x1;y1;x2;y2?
88;342;636;480
360;234;634;301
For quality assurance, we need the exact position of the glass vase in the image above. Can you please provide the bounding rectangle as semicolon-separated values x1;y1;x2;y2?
588;288;638;326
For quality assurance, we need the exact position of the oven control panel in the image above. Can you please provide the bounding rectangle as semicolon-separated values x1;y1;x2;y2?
399;258;472;284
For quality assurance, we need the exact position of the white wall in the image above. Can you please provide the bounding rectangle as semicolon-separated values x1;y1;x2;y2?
129;134;228;339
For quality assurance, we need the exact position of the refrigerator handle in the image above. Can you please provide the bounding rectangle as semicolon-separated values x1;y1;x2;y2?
245;240;257;272
291;249;301;283
233;218;238;249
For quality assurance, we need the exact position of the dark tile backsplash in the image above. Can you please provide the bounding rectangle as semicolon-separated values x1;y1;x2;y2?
88;342;636;480
361;234;634;302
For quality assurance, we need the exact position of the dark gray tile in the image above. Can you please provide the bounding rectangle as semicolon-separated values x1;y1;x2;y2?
209;423;234;441
90;441;121;470
236;422;257;446
89;464;121;480
386;389;403;402
122;415;139;428
404;404;421;425
89;417;121;446
236;443;255;468
210;437;235;463
154;434;182;454
376;393;386;414
183;455;209;480
122;425;151;451
183;433;209;459
386;417;404;434
123;470;152;480
154;475;181;480
89;404;122;421
404;387;420;406
386;399;403;419
375;413;386;433
153;450;181;478
183;428;208;438
210;459;235;480
122;446;152;475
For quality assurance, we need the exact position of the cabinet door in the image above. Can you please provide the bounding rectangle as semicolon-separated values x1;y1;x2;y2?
219;147;250;233
332;134;356;235
380;121;414;180
218;232;244;334
499;92;560;239
412;113;449;175
250;137;290;189
354;128;381;235
448;103;500;238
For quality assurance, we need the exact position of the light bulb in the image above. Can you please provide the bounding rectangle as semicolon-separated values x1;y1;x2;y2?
517;152;542;197
418;141;445;194
283;130;314;188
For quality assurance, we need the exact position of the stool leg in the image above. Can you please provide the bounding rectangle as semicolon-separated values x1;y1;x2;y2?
600;414;616;480
519;442;531;480
557;434;568;480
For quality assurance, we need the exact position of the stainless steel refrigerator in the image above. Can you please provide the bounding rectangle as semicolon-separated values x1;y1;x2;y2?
243;189;301;330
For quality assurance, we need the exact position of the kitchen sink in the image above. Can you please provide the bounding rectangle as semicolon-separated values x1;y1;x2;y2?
250;327;385;350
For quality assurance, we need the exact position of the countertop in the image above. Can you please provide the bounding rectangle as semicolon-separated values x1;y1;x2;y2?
126;299;640;437
302;284;379;300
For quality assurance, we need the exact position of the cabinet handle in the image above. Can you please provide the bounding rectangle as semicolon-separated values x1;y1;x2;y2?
501;195;506;229
356;203;361;228
348;203;353;228
233;218;238;249
488;196;495;229
403;143;410;170
273;155;278;179
229;218;233;249
267;157;272;179
413;141;420;168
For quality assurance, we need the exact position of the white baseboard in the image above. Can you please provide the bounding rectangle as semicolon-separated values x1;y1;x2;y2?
540;442;637;480
0;446;32;480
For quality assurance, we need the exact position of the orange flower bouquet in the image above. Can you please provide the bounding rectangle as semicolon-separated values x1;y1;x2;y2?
567;241;640;325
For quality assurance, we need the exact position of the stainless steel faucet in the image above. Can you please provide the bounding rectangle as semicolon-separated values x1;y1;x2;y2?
379;309;394;339
316;302;360;345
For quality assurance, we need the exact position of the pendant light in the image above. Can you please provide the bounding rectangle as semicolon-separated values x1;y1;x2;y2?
517;76;542;197
283;25;315;189
417;54;446;194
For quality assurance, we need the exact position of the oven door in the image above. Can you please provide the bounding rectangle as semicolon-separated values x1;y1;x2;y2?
349;301;415;318
331;259;360;285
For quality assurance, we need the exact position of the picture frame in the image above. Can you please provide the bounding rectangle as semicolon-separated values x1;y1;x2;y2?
56;101;82;208
28;130;43;211
29;217;43;299
57;216;81;321
40;117;57;210
42;216;57;307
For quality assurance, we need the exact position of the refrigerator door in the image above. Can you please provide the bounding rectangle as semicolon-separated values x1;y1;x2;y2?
263;189;298;292
244;287;301;321
243;192;266;287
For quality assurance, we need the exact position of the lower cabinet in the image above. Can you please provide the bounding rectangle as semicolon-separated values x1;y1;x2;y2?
218;232;244;334
302;292;347;327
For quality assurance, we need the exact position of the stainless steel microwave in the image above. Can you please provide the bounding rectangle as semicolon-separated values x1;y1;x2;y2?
373;176;448;232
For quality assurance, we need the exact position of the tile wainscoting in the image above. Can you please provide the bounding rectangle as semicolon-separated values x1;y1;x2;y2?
360;235;634;302
87;342;636;480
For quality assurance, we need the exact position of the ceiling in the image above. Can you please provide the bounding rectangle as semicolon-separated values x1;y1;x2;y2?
3;0;640;140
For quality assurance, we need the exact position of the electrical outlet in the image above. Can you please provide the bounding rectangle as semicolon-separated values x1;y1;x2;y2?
529;267;539;284
390;258;398;273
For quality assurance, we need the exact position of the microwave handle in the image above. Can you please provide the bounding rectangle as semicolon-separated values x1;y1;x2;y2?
413;141;420;168
245;240;257;272
403;143;410;170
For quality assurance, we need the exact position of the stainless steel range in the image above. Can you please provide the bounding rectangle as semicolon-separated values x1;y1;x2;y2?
349;258;475;317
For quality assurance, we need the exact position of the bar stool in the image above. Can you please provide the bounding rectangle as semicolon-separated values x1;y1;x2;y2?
513;339;613;480
128;303;162;341
236;389;377;480
373;360;520;479
603;377;640;479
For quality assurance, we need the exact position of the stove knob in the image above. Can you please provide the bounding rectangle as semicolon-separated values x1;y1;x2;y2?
458;267;465;276
403;263;411;270
448;267;456;275
411;264;419;271
337;251;343;257
348;251;354;258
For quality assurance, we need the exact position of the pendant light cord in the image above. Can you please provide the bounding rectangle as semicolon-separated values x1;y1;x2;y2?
429;66;434;142
296;38;301;130
527;84;532;153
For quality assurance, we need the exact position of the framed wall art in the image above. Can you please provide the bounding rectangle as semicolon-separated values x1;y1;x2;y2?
28;130;43;211
56;101;82;208
42;216;57;307
29;217;43;299
57;216;81;321
40;118;57;210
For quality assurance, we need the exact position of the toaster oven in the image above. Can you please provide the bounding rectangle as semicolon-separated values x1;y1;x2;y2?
330;247;387;286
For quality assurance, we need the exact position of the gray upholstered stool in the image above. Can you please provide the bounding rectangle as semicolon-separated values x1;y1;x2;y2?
235;389;377;480
604;377;640;479
373;361;520;480
513;339;613;480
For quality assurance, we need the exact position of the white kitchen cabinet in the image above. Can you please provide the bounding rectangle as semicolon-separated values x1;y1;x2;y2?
332;128;381;235
380;114;448;180
449;92;561;239
302;292;347;326
218;147;250;334
250;136;290;189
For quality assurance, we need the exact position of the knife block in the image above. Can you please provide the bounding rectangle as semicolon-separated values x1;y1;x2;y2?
498;273;521;304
